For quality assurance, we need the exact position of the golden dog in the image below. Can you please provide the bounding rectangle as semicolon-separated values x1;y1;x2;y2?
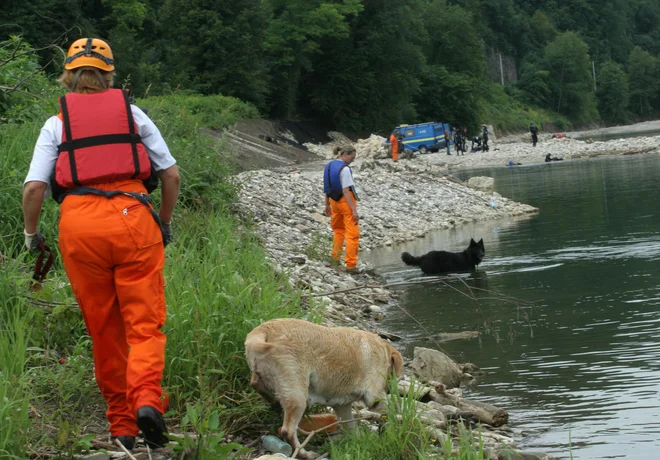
245;318;403;455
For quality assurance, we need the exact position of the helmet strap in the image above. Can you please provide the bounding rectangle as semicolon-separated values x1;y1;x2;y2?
71;67;108;92
92;68;108;90
71;69;83;92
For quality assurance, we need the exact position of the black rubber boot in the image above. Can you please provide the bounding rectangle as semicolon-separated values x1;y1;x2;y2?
112;435;135;450
137;405;169;448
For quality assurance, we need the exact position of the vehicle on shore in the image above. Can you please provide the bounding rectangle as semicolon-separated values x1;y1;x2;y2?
387;121;452;154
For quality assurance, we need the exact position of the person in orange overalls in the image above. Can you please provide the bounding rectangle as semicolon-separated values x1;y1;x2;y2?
323;146;360;272
389;131;399;162
22;38;180;450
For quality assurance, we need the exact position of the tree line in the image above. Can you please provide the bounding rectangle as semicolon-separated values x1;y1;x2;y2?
2;0;660;134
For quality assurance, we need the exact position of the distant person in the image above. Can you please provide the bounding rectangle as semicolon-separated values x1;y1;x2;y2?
471;136;482;152
445;130;451;155
482;124;489;152
323;146;360;272
530;122;538;147
389;131;398;162
545;153;563;162
460;127;468;155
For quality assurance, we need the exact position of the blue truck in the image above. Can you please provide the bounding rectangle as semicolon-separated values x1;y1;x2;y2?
387;122;452;154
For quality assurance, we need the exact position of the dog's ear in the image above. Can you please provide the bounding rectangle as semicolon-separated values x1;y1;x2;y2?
478;238;484;247
470;238;476;244
389;347;404;377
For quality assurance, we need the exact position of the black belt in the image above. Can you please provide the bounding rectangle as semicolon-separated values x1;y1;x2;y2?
61;187;166;245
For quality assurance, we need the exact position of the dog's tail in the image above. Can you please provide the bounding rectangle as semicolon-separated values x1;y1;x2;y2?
244;331;273;370
401;252;422;266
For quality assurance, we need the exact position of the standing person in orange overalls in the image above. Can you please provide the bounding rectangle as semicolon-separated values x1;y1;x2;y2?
389;131;399;162
323;146;360;272
21;38;180;451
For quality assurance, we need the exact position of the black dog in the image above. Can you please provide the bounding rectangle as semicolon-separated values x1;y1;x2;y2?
401;238;485;275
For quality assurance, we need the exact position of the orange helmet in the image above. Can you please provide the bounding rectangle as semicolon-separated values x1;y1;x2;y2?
64;38;114;71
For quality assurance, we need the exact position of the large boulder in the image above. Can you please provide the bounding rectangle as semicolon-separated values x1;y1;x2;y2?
411;346;464;388
468;176;494;191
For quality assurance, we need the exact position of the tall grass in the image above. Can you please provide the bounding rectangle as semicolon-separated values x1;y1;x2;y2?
0;123;61;258
327;379;435;459
163;211;306;418
325;379;490;459
0;257;32;457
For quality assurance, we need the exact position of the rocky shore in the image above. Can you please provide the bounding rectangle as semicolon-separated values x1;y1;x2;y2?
237;158;536;327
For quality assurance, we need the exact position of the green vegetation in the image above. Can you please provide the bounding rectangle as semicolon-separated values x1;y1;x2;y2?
5;1;660;133
326;379;487;459
482;85;571;135
597;61;630;125
327;379;435;459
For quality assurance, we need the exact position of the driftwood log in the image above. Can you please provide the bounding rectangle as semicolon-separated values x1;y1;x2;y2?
428;388;509;427
397;379;509;427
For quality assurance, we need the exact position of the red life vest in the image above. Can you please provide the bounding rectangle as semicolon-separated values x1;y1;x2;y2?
55;89;151;189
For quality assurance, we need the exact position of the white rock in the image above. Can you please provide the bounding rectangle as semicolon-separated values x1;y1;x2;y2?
411;346;464;388
468;176;495;191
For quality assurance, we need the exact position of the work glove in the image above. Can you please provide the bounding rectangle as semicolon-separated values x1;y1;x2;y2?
162;221;173;247
24;229;45;253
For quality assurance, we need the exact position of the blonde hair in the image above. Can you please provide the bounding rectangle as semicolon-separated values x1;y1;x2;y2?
58;69;114;94
333;145;356;157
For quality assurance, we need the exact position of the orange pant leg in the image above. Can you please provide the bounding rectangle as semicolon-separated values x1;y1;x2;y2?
342;201;359;269
330;197;359;268
59;182;166;436
59;246;137;436
114;243;166;414
392;143;399;161
330;200;345;261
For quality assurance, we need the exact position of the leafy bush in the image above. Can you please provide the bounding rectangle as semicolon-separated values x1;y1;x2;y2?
138;93;260;134
0;36;62;123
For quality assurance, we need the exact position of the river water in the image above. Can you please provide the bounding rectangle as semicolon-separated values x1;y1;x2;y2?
365;155;660;459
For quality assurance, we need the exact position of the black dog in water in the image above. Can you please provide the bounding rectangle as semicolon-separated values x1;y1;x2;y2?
401;238;485;275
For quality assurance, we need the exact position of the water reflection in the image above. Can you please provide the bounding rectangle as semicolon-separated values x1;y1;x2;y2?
365;155;660;459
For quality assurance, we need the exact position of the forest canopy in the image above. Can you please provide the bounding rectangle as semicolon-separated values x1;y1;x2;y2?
3;0;660;133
